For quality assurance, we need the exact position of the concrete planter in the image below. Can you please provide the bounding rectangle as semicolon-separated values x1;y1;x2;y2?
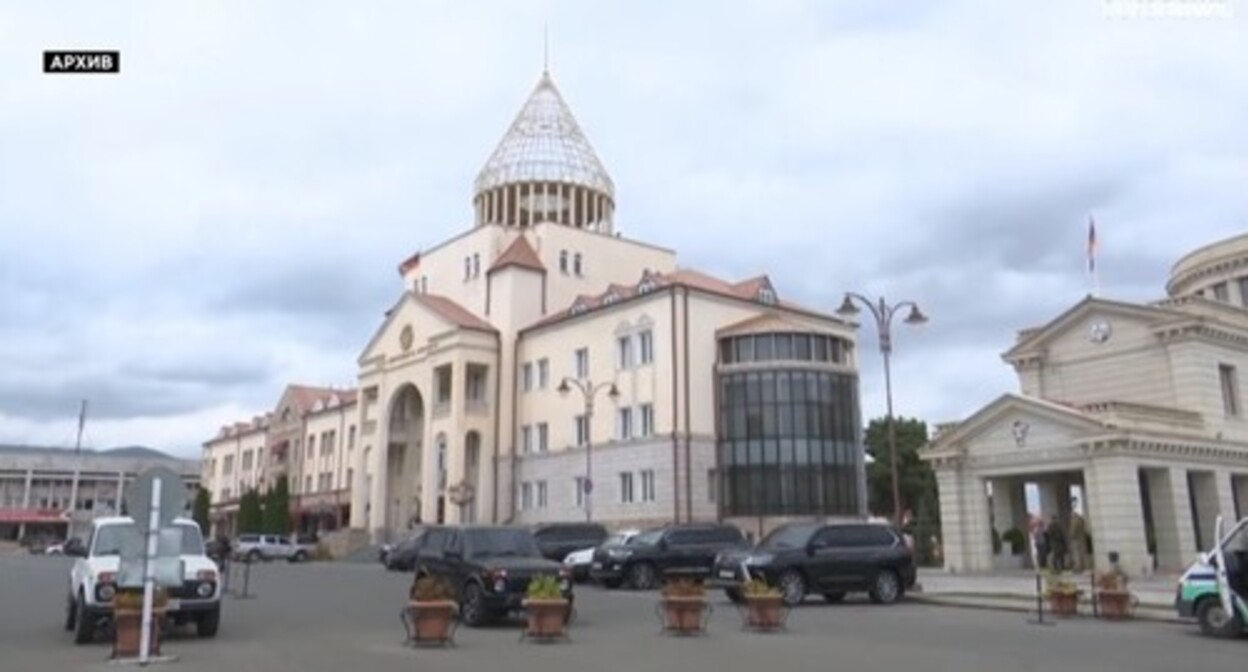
407;600;456;643
522;598;569;640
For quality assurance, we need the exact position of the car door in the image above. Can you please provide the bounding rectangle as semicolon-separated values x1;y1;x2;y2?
661;528;702;577
418;528;449;579
808;526;857;591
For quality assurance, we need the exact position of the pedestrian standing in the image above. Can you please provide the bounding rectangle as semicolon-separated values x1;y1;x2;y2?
1068;509;1088;572
1046;515;1068;572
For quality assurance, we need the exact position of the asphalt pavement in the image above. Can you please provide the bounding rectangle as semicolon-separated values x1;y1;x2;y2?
1;554;1243;672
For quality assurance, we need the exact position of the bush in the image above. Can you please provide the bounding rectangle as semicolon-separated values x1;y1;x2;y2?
1002;528;1027;556
410;575;455;602
526;575;564;600
661;578;706;598
742;578;780;597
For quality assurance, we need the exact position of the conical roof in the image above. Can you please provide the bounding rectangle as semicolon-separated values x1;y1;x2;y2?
474;71;614;197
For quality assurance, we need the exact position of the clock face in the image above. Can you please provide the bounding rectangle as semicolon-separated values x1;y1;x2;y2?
1088;320;1113;344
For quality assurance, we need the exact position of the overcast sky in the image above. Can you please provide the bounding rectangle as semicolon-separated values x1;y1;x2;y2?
1;1;1246;458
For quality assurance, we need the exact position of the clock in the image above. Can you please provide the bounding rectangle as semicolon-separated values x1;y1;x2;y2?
1088;320;1113;344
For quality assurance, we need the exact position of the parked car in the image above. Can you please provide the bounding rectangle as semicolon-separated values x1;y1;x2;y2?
590;523;748;590
233;534;311;563
709;520;917;606
563;529;640;581
413;525;573;627
384;530;429;572
65;516;222;643
532;522;608;563
44;541;66;555
1176;515;1248;637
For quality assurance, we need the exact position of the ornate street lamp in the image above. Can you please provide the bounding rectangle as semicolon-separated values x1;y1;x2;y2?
837;292;928;527
557;377;620;523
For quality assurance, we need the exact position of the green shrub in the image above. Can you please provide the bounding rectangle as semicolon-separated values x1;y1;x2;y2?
526;575;564;600
1002;528;1027;556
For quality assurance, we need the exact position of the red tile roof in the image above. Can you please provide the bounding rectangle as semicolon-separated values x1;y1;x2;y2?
489;236;545;274
397;251;421;276
414;294;497;332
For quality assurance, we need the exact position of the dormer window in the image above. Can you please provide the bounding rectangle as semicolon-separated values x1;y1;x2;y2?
758;287;777;305
638;279;656;294
570;299;589;316
603;291;619;306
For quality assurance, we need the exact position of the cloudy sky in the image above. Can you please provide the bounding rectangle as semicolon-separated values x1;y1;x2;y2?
1;1;1246;458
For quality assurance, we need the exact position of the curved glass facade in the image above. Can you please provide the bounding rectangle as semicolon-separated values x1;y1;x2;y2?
716;335;863;517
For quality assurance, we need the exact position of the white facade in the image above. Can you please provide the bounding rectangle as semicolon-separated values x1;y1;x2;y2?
925;232;1248;576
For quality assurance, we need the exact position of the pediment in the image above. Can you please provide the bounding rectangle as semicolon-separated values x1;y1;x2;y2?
357;293;461;364
1003;297;1182;362
925;394;1107;458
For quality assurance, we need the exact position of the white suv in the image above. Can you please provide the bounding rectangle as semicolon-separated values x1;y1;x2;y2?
234;534;312;562
65;516;222;644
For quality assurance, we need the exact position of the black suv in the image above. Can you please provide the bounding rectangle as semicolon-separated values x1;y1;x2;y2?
710;521;916;606
532;522;608;563
384;529;429;572
591;524;747;590
413;526;573;626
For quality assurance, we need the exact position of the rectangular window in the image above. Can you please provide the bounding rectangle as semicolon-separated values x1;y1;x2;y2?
523;362;534;392
617;335;633;369
522;425;533;454
574;348;589;379
538;358;549;389
1220;364;1241;416
638;330;654;364
708;469;717;502
639;403;654;437
574;477;586;508
348;426;356;450
436;366;452;404
242;450;253;471
466;365;487;401
537;481;548;509
641;470;655;502
537;422;549;452
223;455;234;475
619;472;635;504
1240;277;1248;308
617;407;634;440
308;435;316;457
1214;282;1230;302
575;415;589;447
305;475;313;493
521;482;533;511
346;468;353;490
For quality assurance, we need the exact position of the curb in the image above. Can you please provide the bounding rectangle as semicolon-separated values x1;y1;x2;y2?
909;594;1186;625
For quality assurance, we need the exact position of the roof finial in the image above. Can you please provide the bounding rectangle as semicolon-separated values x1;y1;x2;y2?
543;23;549;74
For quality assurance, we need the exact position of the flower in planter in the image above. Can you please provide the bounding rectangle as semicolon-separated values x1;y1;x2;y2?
661;578;706;599
741;579;780;598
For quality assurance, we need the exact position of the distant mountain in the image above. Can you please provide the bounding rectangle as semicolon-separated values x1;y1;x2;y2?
100;446;175;459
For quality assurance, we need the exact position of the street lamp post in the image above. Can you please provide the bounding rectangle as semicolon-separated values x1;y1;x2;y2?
837;293;928;528
557;377;620;523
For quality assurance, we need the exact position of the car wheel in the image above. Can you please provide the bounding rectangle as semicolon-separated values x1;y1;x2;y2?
196;607;221;638
601;577;623;589
73;592;94;644
823;591;847;604
291;551;309;563
628;563;658;591
64;594;76;631
1197;598;1241;638
869;570;902;605
247;550;262;563
460;583;489;627
725;588;745;604
778;570;806;607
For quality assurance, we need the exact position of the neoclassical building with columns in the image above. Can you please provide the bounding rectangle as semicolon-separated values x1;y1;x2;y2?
348;69;865;542
204;68;869;543
924;232;1248;576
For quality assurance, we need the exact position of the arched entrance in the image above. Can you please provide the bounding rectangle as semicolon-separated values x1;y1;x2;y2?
386;384;424;534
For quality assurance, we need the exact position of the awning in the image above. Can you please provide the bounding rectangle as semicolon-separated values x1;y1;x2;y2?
0;508;69;524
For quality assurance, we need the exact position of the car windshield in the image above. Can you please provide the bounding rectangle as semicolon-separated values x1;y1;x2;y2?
606;532;636;546
465;529;541;559
759;525;816;550
93;522;205;556
631;529;665;547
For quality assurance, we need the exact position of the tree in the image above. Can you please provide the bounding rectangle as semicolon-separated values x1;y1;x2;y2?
192;487;211;534
237;488;263;534
863;416;937;523
263;475;291;536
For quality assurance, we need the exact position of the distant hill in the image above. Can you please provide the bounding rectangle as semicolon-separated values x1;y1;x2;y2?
0;444;190;462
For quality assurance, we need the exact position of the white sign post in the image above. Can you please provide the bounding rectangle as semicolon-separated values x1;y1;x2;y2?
115;466;186;666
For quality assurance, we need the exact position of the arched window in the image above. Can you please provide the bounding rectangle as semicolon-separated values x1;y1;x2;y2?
573;253;583;276
560;251;569;274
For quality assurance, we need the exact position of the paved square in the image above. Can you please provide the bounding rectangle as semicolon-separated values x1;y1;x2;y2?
2;555;1242;671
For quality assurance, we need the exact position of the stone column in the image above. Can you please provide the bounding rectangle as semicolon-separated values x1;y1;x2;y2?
1086;457;1150;576
1214;470;1239;531
1145;467;1199;572
368;430;389;543
935;468;964;571
989;478;1016;537
935;467;992;573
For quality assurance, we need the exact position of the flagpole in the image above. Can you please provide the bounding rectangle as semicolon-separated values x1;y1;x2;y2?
1088;216;1099;298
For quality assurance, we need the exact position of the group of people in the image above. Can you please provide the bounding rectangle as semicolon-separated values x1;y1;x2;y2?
1030;509;1089;572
